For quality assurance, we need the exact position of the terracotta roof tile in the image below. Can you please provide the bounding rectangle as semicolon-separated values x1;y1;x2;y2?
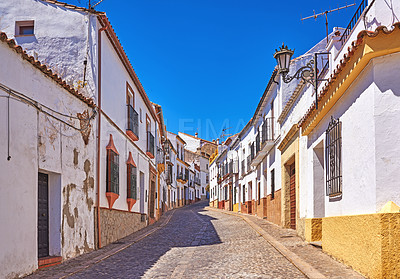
0;32;96;108
298;23;400;128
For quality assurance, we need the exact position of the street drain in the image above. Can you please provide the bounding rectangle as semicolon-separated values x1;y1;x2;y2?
280;235;294;238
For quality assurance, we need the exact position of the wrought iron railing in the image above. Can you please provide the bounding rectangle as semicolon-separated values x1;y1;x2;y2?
127;104;139;138
262;117;275;143
147;131;155;156
247;155;251;172
339;0;368;45
241;160;245;176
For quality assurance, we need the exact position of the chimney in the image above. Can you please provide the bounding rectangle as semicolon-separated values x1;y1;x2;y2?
195;132;198;138
216;138;220;145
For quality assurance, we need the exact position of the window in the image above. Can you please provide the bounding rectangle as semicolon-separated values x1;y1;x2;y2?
140;108;142;123
271;169;275;199
16;21;34;36
106;148;119;194
127;154;137;200
126;83;138;140
326;117;342;196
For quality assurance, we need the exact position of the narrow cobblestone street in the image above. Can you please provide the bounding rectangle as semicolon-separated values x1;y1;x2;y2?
26;201;362;279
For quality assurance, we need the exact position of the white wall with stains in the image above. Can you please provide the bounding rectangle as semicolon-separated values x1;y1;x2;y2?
0;38;96;278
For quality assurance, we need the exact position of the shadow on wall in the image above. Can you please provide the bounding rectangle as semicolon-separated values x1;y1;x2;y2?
68;201;221;278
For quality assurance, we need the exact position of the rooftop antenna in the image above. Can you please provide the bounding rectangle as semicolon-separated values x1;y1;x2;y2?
301;2;356;44
220;127;232;142
88;0;104;10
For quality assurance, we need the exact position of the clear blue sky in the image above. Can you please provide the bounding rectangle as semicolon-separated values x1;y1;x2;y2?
71;0;360;141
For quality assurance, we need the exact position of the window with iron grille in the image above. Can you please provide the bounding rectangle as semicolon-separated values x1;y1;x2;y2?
127;164;137;199
107;149;119;194
271;169;275;199
325;117;342;196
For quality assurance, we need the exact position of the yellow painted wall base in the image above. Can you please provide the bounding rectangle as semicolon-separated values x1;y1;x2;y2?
322;212;400;279
305;218;322;242
233;203;239;212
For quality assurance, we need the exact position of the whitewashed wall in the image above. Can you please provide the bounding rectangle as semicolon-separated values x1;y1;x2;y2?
0;41;95;278
0;0;98;99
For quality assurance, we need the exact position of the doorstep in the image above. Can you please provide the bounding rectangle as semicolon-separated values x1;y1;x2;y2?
38;256;62;269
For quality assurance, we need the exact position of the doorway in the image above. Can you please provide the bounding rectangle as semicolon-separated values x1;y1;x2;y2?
289;163;296;229
38;172;49;258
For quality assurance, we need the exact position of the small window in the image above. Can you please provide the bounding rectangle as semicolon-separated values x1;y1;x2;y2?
16;21;34;36
127;153;137;200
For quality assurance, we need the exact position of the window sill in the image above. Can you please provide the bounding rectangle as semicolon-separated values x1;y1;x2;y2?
146;151;155;159
127;198;137;211
106;192;119;209
126;130;139;141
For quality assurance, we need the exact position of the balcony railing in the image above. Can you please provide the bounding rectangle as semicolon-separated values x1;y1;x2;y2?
241;160;245;176
147;131;155;157
195;177;201;185
251;117;277;167
177;172;186;182
127;104;139;139
247;155;251;172
339;0;368;46
156;147;165;165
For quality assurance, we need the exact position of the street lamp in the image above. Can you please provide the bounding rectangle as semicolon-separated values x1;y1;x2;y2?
273;43;329;109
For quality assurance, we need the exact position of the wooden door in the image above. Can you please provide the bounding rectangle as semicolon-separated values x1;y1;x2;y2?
38;172;49;258
289;164;296;229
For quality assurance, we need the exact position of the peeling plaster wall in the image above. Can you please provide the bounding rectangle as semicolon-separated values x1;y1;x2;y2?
0;39;95;278
0;0;98;99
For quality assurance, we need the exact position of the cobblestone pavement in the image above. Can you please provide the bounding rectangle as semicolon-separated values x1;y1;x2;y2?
26;201;363;278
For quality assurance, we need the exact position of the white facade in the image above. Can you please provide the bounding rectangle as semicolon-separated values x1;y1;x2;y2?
0;34;96;278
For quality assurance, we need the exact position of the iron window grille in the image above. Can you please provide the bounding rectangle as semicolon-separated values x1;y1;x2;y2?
271;169;275;199
127;104;139;138
147;131;155;155
127;164;137;199
106;149;119;194
325;117;342;197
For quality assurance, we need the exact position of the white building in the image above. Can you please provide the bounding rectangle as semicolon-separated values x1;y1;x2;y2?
0;32;96;278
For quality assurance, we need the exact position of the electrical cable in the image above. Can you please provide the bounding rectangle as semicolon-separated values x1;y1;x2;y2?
0;82;96;132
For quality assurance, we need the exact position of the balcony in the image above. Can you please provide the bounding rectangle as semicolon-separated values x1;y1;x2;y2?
251;117;276;167
241;160;245;177
146;131;155;159
177;172;187;183
126;105;139;141
156;147;165;165
247;155;251;172
195;177;201;185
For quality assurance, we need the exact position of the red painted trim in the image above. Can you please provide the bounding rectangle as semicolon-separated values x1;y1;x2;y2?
146;151;155;159
38;256;62;269
106;134;119;155
126;130;138;141
126;151;136;167
106;192;119;209
127;198;137;211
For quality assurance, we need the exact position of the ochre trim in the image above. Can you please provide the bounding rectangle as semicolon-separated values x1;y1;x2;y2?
106;134;119;155
278;125;298;151
299;23;400;135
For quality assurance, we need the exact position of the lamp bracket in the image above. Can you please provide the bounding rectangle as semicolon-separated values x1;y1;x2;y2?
281;59;315;86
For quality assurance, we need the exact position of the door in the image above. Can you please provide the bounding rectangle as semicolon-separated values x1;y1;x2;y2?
248;182;252;214
140;172;145;214
289;164;296;229
38;172;49;258
149;180;155;218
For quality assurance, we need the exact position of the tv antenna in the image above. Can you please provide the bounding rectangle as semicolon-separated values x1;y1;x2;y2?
301;2;356;44
220;127;232;142
88;0;105;10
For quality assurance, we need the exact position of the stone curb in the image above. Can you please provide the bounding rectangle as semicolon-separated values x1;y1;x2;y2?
59;209;176;279
205;206;326;279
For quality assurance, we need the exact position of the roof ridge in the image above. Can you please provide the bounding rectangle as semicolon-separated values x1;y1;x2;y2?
39;0;104;14
0;31;95;108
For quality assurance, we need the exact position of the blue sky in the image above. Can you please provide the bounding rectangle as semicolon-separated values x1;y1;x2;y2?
72;0;360;141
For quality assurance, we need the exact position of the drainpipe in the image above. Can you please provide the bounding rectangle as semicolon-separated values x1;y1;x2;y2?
96;23;108;249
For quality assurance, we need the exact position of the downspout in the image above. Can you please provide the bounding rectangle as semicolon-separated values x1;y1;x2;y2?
96;22;108;249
